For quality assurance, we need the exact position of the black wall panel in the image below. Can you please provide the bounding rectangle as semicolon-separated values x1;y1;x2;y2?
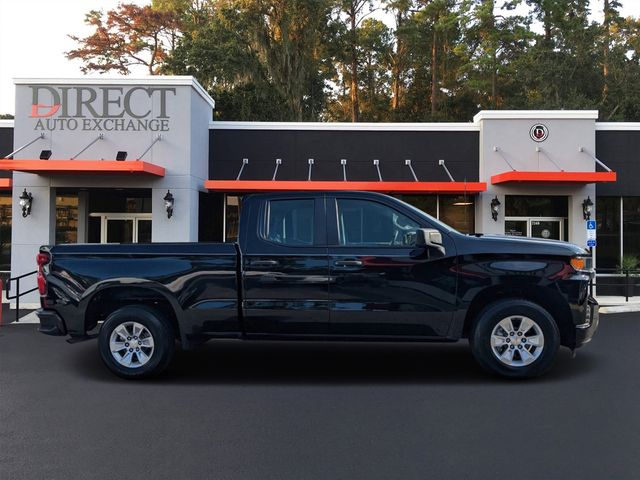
596;131;640;196
0;128;13;179
209;129;479;183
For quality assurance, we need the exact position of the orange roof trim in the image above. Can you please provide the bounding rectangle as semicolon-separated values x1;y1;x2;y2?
205;180;487;194
0;160;165;177
491;171;617;184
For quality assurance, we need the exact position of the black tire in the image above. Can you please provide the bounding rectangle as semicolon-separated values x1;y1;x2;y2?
469;299;560;379
98;306;175;379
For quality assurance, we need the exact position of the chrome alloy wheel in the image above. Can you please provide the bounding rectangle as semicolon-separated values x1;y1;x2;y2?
109;321;155;368
490;315;544;367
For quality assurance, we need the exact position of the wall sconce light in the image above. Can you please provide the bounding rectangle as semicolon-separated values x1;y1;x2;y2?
39;150;52;160
19;189;33;218
582;196;594;220
116;151;128;161
490;196;501;221
163;190;174;219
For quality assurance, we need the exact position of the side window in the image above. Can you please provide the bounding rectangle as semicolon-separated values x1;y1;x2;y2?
336;199;420;247
266;199;314;246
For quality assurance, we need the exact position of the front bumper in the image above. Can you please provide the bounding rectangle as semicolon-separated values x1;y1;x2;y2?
36;309;67;336
574;296;599;348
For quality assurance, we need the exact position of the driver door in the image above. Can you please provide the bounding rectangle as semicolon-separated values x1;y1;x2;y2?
327;195;457;338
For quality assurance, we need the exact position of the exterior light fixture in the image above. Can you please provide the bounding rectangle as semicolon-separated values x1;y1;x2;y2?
19;189;33;218
490;196;501;221
582;196;594;220
116;151;127;161
39;150;52;160
163;190;174;219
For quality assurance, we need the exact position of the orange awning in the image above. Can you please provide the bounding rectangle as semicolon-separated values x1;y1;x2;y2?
491;171;616;185
205;180;487;194
0;160;165;177
0;178;11;190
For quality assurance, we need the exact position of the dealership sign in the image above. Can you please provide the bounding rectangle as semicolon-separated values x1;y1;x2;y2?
529;123;549;142
28;85;176;132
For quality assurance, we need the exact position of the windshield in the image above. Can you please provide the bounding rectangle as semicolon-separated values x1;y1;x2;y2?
391;196;460;234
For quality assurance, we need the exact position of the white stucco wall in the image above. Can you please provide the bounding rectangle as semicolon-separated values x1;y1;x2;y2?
10;76;214;305
474;111;598;249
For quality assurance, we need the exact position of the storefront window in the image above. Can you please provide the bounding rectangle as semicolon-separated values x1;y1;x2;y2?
397;194;474;234
440;195;475;234
596;197;620;270
0;194;11;271
623;197;640;267
56;195;79;244
396;195;437;217
505;196;568;217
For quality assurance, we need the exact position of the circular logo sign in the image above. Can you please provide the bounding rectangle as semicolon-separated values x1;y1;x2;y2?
541;229;551;239
530;124;549;142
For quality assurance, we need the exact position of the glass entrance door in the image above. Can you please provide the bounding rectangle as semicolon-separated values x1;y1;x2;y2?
106;218;134;243
530;219;562;240
92;214;152;243
505;217;565;240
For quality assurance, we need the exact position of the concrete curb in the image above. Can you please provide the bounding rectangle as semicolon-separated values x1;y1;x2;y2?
600;305;640;314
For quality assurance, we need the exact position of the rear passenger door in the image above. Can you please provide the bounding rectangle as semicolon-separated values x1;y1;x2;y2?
242;195;329;336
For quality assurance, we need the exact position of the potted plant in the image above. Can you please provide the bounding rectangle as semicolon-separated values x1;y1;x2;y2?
618;255;640;298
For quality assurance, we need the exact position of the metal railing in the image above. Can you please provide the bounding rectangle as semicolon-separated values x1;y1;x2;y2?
594;268;640;302
5;270;37;323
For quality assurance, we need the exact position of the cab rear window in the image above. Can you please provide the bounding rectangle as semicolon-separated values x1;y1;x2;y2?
265;199;314;246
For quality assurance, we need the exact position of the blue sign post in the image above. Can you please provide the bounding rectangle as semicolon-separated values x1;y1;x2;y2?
586;220;596;248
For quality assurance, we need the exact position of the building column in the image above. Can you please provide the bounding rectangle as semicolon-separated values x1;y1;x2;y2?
77;190;89;243
475;191;505;235
569;185;596;248
151;187;199;242
10;184;56;307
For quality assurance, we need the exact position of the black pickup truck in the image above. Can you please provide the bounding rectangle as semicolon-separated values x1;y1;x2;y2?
37;191;598;379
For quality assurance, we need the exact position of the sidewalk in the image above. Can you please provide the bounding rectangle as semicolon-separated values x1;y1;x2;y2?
595;296;640;314
0;303;37;325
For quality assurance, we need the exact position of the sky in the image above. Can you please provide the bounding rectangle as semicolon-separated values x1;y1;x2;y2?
1;0;640;115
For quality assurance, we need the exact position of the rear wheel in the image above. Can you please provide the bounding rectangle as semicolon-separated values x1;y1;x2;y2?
469;299;560;379
98;306;175;379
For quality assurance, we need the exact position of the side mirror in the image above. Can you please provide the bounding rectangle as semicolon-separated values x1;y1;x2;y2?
416;228;445;255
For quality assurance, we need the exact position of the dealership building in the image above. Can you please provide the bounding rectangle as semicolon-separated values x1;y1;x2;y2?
0;76;637;304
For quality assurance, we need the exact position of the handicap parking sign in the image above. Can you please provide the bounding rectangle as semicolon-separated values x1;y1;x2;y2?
586;220;596;247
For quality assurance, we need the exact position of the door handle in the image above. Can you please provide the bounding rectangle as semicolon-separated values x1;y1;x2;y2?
251;260;278;267
334;259;363;267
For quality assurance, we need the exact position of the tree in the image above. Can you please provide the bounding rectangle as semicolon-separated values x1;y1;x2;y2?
358;19;394;120
166;1;292;120
384;0;415;117
332;0;376;121
241;0;333;121
601;0;623;103
67;3;181;74
65;0;640;123
457;0;532;110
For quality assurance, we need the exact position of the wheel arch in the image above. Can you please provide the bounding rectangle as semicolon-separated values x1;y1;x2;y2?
461;285;575;347
82;281;183;343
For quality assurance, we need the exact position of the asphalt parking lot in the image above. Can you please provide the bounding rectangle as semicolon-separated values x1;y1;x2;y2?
1;313;639;480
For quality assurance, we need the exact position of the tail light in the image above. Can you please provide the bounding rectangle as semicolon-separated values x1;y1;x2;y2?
36;251;50;296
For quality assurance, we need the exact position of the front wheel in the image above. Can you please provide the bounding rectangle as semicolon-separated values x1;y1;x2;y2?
98;306;175;379
469;299;560;379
